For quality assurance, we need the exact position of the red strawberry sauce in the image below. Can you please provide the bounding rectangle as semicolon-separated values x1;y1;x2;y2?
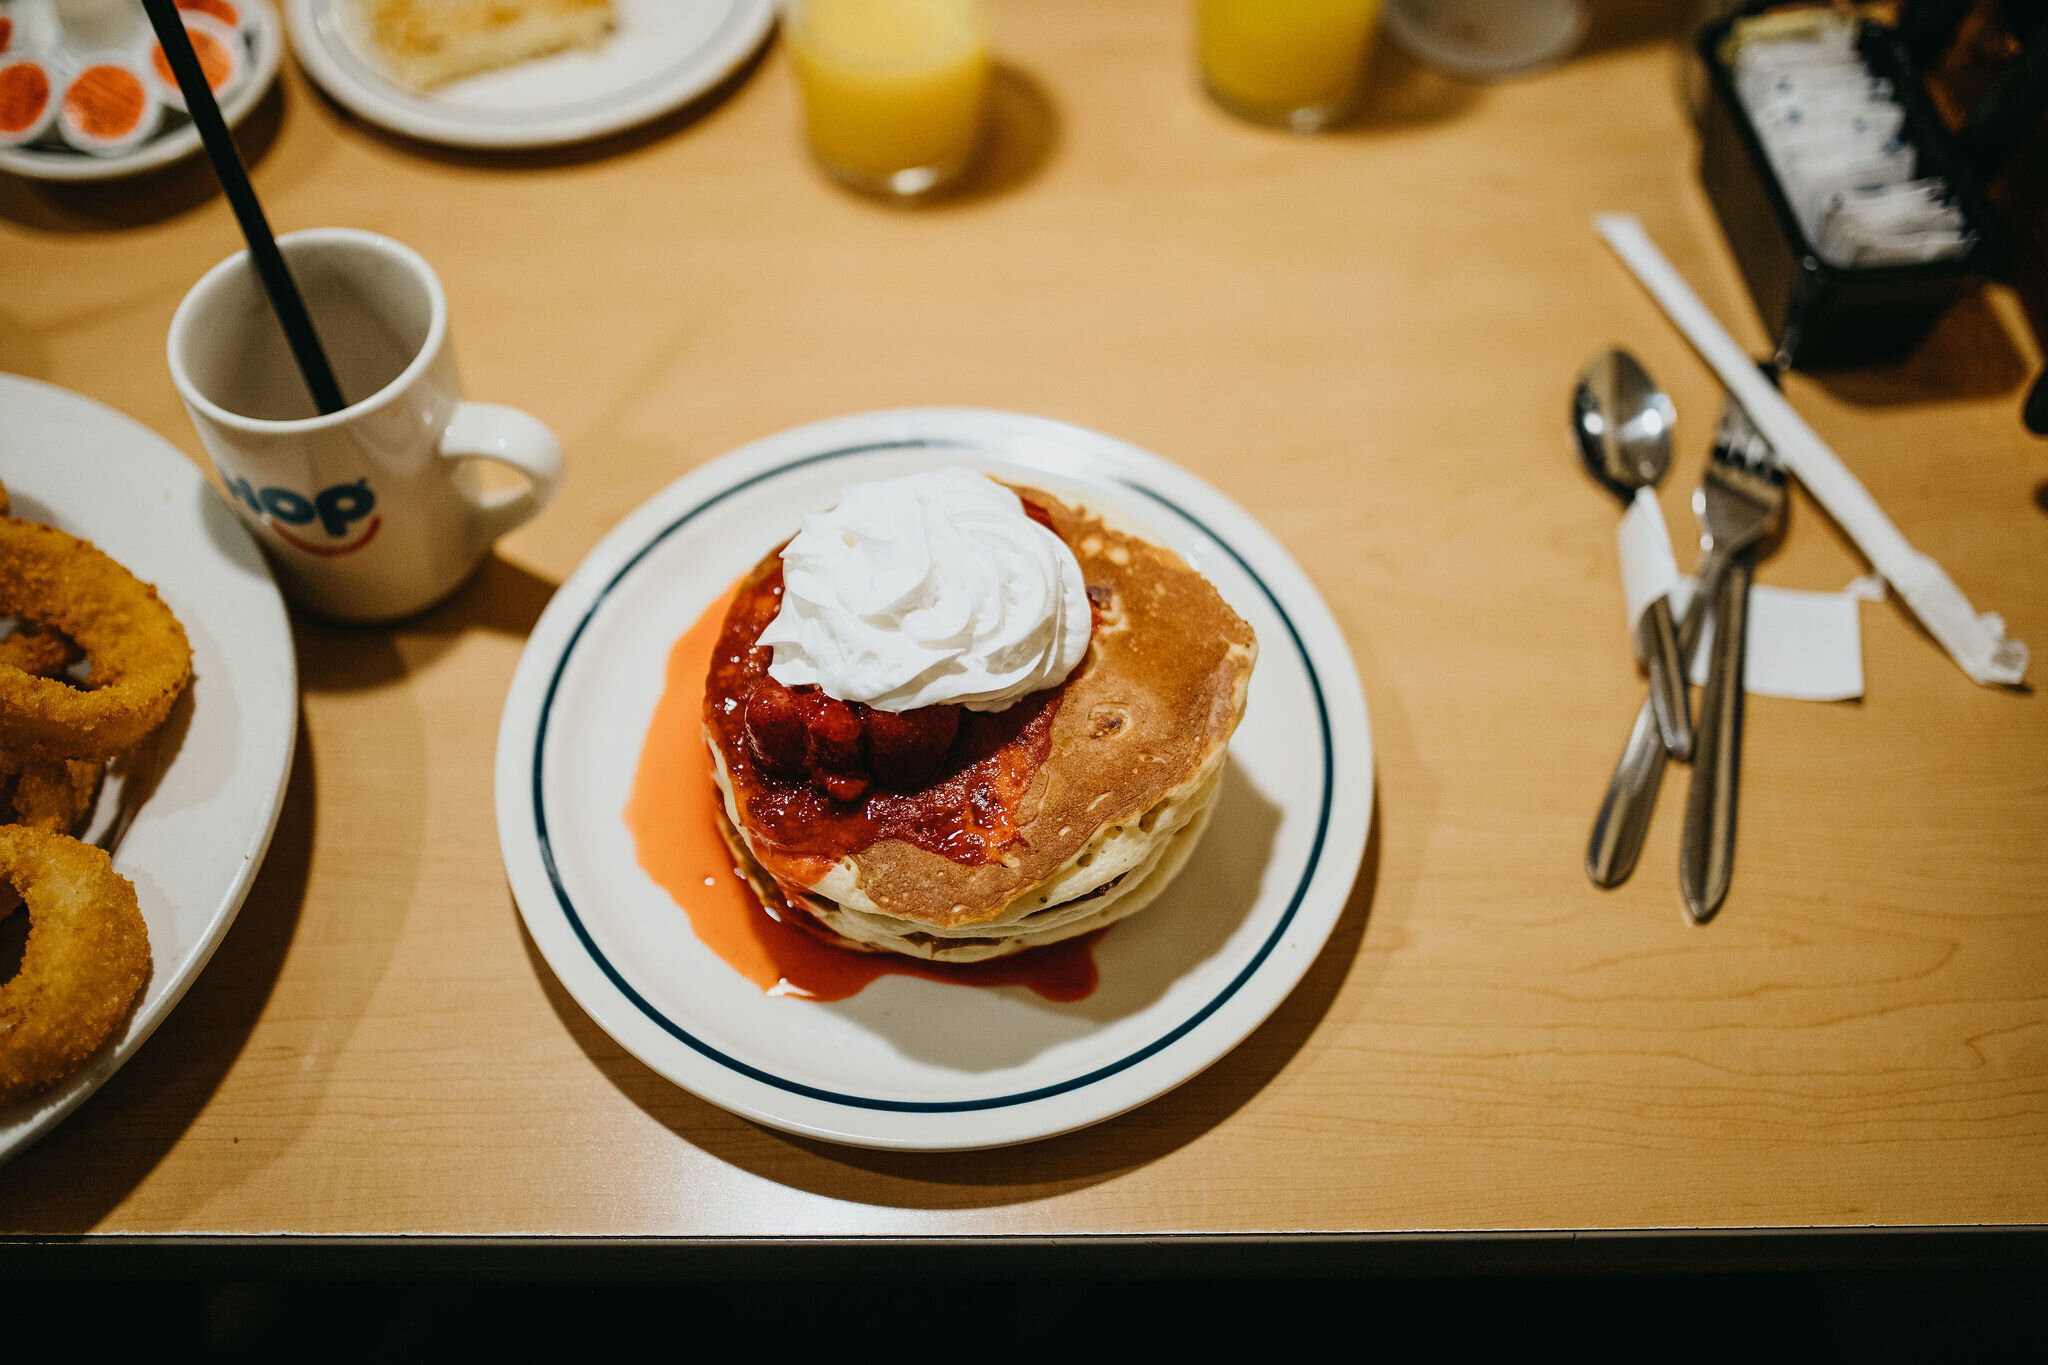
705;563;1071;870
627;584;1102;1003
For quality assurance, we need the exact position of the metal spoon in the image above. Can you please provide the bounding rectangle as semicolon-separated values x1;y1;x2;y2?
1573;348;1692;762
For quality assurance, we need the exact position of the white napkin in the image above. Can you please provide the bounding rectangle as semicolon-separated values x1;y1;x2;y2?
1674;575;1874;701
1618;488;1870;701
1616;487;1679;631
1595;213;2028;688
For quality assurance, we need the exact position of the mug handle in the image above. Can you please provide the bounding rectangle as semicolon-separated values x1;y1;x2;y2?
439;402;565;541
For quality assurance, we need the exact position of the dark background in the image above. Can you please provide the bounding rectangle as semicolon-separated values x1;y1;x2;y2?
3;1266;2044;1356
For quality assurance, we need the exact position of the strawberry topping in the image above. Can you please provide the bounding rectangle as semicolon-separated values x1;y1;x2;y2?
742;676;807;777
741;677;966;803
868;703;962;789
798;690;868;801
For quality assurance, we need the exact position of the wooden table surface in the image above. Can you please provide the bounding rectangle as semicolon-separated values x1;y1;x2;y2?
3;1;2045;1256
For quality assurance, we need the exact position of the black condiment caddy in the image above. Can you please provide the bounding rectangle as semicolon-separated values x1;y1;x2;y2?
1696;5;2014;369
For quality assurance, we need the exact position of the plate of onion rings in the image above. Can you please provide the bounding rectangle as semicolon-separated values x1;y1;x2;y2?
0;373;297;1169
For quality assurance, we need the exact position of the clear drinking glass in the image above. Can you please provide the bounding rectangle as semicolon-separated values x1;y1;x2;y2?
1381;0;1587;81
786;0;991;198
1196;0;1384;131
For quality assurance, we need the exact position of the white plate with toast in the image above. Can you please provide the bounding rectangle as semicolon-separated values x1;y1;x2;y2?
0;374;297;1169
495;409;1374;1151
286;0;775;149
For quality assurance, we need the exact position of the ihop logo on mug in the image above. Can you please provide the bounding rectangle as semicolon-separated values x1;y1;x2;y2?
172;230;564;620
222;475;382;557
225;470;385;556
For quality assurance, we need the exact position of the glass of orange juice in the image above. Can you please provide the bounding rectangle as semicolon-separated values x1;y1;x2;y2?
1196;0;1383;131
787;0;990;199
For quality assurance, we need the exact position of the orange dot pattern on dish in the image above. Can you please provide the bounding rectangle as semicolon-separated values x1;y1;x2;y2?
66;65;147;138
177;0;241;24
0;61;49;134
151;29;233;91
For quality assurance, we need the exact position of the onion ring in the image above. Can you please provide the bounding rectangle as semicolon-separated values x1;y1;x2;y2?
0;826;149;1104
0;624;82;680
0;519;191;762
1;750;101;834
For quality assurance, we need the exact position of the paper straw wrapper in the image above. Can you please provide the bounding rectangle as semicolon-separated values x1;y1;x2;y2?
1594;213;2028;688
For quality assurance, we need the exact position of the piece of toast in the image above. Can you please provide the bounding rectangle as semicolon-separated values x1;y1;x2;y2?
357;0;614;91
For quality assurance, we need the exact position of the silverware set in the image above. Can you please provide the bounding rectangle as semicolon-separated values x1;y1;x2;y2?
1577;348;1787;922
1572;351;1692;759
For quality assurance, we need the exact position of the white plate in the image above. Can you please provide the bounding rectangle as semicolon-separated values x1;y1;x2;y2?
286;0;775;149
495;409;1372;1151
0;373;297;1168
0;0;284;183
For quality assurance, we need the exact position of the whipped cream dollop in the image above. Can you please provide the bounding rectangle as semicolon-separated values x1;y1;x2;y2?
755;468;1092;713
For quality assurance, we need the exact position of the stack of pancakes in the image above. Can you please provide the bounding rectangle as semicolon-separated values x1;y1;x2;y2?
708;484;1256;963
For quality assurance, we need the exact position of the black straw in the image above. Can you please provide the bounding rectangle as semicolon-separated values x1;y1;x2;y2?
140;0;345;415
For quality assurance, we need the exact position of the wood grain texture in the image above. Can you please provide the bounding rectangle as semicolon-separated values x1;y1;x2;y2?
0;1;2043;1240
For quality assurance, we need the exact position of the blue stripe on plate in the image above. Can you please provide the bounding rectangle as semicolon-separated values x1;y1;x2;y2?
530;440;1334;1113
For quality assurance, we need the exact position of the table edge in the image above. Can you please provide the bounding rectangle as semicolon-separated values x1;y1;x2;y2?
3;1227;2044;1277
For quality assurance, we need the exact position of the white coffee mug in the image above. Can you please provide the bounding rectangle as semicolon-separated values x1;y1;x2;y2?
168;228;563;623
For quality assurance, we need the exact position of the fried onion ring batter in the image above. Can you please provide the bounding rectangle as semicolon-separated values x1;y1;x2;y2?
0;826;150;1104
0;519;191;762
0;750;101;834
0;625;83;681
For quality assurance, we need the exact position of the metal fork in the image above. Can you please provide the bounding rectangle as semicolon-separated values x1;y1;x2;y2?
1585;395;1782;889
1678;403;1785;922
